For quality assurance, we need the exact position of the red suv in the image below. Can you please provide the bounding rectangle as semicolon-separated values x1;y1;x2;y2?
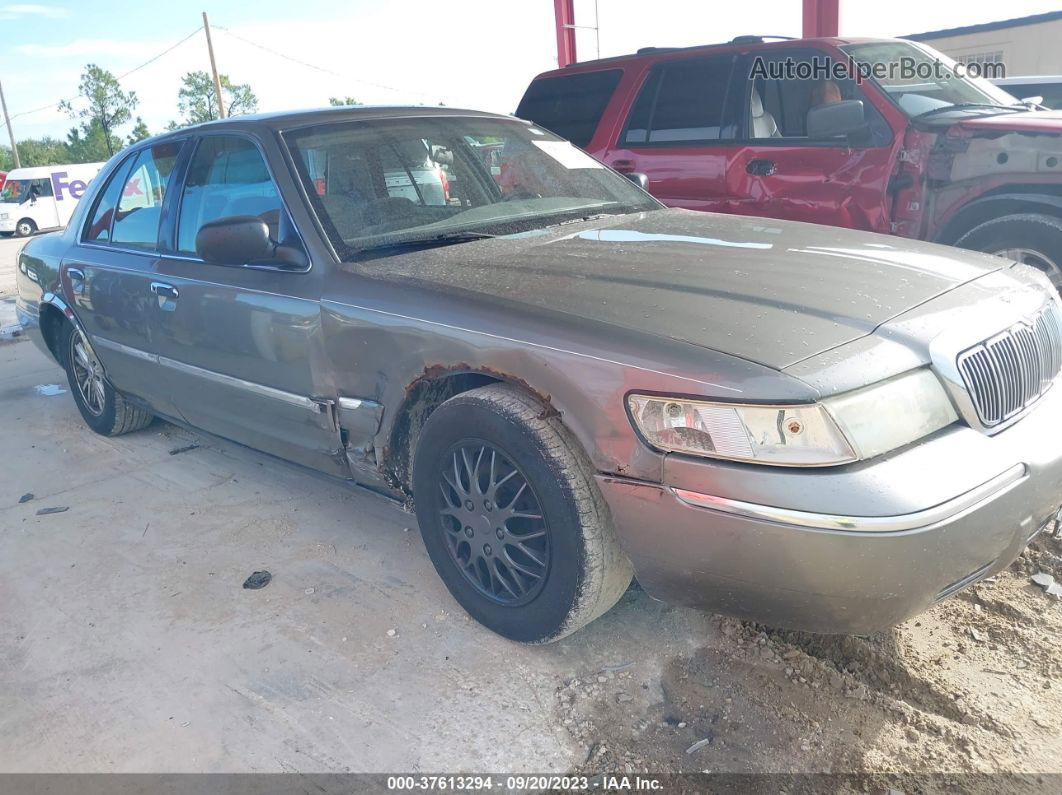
518;36;1062;288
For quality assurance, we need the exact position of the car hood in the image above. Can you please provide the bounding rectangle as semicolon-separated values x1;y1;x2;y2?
955;109;1062;133
361;209;1002;369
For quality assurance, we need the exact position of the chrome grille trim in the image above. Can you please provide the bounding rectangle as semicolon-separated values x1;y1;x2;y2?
957;302;1062;427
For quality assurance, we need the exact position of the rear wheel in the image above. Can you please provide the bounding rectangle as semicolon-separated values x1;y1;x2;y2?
60;322;154;436
15;218;36;238
955;213;1062;291
412;384;633;643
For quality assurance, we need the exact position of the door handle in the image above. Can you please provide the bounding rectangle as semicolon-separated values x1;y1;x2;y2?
67;267;85;282
746;158;777;176
150;282;179;300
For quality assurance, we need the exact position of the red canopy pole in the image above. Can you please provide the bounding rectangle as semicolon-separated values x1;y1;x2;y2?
554;0;578;67
802;0;840;37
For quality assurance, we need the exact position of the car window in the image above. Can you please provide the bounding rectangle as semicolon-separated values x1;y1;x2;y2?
177;135;282;255
112;142;181;250
623;57;738;145
83;157;134;243
285;116;659;258
746;51;892;145
516;69;622;148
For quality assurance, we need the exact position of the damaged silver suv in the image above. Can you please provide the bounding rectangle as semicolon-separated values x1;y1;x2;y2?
15;106;1062;642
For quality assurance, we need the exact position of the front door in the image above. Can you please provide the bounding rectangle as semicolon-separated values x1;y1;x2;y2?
726;49;900;233
150;132;345;476
600;55;743;213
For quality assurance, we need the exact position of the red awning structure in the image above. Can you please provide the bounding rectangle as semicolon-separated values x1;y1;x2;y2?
552;0;840;67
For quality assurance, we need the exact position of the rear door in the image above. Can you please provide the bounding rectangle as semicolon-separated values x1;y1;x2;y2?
598;56;743;212
150;131;345;476
726;48;899;232
62;142;186;417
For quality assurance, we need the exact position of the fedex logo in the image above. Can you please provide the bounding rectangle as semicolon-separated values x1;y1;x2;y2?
50;171;88;201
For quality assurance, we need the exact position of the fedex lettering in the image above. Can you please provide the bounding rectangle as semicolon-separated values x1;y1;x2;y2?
50;171;88;201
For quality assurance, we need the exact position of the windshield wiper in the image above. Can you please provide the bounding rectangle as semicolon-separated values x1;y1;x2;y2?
914;103;1022;120
353;230;497;255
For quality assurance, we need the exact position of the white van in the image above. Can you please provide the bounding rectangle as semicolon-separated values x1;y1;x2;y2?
0;162;104;237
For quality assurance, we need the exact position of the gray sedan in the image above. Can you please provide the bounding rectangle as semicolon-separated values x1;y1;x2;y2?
14;106;1062;642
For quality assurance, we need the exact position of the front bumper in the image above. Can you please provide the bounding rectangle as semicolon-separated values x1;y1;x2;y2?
599;385;1062;634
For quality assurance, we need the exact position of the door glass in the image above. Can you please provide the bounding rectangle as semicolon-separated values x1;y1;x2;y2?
516;69;622;148
748;52;891;144
177;136;281;255
112;142;181;250
623;58;737;144
83;158;133;243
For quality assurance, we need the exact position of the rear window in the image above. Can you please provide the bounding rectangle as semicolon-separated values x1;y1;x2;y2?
624;57;737;145
516;69;622;148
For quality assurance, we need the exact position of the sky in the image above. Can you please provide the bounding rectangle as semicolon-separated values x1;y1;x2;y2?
2;0;1062;143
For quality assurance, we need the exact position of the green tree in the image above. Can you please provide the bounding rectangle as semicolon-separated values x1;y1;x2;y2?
177;71;258;124
126;117;151;145
66;118;121;163
328;96;363;106
59;64;138;158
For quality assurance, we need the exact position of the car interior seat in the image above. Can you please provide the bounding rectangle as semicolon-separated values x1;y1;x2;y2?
751;90;780;138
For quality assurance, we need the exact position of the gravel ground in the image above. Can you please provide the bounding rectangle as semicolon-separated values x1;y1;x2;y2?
2;232;1061;781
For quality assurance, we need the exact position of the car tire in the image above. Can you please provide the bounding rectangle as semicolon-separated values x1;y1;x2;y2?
955;213;1062;291
412;383;633;643
15;218;36;238
59;321;154;436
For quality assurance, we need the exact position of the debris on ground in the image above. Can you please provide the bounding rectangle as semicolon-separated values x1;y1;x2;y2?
18;493;33;503
33;384;66;396
1031;572;1062;599
35;506;68;516
241;570;272;590
554;536;1062;775
386;628;398;638
168;444;200;456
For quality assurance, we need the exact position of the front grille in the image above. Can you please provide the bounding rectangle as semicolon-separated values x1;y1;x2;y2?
957;302;1062;427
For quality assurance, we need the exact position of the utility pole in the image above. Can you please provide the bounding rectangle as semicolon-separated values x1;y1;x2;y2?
202;12;226;119
0;79;20;169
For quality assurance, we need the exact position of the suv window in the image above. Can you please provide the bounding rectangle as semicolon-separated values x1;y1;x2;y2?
516;69;622;148
623;57;738;145
745;51;891;144
177;135;281;255
112;142;182;250
84;157;134;243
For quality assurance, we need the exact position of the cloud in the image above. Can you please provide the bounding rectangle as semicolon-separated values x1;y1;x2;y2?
0;4;68;19
15;39;164;58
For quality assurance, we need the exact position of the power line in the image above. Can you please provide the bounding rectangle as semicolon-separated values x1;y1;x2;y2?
1;25;203;130
212;24;449;103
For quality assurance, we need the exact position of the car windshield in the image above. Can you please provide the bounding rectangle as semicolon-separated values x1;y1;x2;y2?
283;116;659;259
842;41;1019;118
0;179;29;202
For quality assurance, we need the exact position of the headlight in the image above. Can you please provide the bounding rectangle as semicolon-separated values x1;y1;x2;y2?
628;369;957;467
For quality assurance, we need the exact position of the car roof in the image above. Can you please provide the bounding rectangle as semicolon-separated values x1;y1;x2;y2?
139;105;523;147
527;35;905;79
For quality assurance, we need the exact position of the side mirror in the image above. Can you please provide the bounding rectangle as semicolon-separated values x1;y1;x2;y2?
623;172;650;190
1019;95;1044;107
196;215;274;265
806;99;867;140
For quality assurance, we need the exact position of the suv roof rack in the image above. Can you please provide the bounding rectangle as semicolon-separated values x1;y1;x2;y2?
634;35;794;55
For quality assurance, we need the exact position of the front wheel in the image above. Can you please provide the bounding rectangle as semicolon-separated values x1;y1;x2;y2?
955;213;1062;291
412;384;633;643
15;218;36;238
60;321;154;436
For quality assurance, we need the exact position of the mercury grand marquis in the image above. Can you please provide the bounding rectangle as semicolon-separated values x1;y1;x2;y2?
15;107;1062;642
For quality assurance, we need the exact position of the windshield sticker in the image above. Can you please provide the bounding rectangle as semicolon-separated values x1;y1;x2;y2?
531;140;604;170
